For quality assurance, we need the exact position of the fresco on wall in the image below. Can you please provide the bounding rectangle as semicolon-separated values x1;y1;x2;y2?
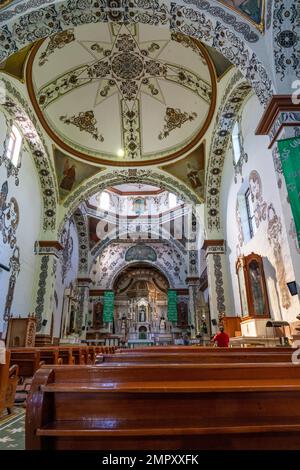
161;144;205;201
218;0;264;26
54;148;103;200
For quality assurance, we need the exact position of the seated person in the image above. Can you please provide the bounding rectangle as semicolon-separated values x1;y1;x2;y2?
212;325;230;348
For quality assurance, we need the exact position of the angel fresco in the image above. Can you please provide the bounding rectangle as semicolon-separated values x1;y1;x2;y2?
60;159;76;192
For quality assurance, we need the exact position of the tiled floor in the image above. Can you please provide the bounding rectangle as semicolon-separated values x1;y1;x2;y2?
0;407;25;450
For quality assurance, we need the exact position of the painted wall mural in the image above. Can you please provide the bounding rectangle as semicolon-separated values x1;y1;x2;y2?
161;144;205;201
267;203;291;309
73;208;89;274
249;170;267;228
125;244;157;263
0;181;19;249
54;148;103;200
91;241;188;289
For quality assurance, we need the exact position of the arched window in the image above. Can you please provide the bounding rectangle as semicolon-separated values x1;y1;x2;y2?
100;191;110;211
6;125;22;167
232;121;241;164
168;192;177;209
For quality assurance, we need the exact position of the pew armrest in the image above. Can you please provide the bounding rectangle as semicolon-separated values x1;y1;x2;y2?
9;363;19;379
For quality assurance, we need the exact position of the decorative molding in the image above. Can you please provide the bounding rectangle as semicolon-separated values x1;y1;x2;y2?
0;180;19;249
256;95;300;147
273;0;300;83
35;255;49;331
3;246;20;321
202;239;226;252
213;253;226;314
35;240;63;257
206;74;253;232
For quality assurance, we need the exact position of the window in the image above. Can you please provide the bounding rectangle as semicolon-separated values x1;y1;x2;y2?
245;188;256;239
99;191;110;211
168;193;177;209
6;125;22;167
232;121;241;164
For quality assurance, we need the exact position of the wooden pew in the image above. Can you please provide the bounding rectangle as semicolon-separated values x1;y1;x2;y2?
0;350;19;415
96;350;295;364
26;362;300;450
117;346;293;353
9;348;44;378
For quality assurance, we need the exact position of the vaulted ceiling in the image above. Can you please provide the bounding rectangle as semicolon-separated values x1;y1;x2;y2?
27;22;216;166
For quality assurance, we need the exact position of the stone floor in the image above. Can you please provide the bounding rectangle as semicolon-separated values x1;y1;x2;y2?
0;407;25;450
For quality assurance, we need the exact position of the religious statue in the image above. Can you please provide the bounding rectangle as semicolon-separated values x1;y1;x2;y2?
139;306;146;322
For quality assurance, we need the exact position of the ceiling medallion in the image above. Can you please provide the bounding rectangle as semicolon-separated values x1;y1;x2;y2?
27;24;217;167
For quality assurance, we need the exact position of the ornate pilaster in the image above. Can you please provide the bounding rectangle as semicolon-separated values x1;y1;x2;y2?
256;95;300;292
77;277;91;338
185;276;200;337
32;241;63;339
202;240;233;331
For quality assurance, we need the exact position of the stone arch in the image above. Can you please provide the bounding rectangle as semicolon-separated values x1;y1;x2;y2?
0;0;274;105
0;77;58;232
58;167;201;236
205;71;253;235
90;225;187;264
112;262;171;292
110;260;176;291
90;237;187;289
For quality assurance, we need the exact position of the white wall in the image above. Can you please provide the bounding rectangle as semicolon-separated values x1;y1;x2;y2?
0;110;42;334
220;95;300;324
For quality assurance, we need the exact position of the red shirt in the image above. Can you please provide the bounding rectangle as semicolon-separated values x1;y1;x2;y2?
213;332;230;348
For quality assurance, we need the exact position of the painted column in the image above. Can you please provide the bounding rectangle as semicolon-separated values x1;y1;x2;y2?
185;276;200;337
202;240;233;333
256;95;300;327
77;277;91;339
32;241;63;344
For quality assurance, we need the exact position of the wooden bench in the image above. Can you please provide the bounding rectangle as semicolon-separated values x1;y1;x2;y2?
97;350;295;364
117;346;293;353
9;348;44;378
0;350;19;415
26;362;300;450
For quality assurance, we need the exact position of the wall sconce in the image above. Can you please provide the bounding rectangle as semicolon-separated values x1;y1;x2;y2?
287;281;298;296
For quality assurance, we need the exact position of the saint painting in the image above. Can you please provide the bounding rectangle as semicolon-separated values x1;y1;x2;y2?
60;159;76;192
186;162;202;191
219;0;263;25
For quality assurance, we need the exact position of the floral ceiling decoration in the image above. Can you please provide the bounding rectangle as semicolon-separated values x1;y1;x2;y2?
27;22;216;166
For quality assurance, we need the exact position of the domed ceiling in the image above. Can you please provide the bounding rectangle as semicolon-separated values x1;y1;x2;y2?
27;23;216;166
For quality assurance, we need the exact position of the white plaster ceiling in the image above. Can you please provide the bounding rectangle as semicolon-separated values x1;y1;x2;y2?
28;23;215;166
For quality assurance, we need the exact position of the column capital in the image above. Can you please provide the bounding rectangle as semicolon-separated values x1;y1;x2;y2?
185;276;200;285
202;239;226;255
34;240;63;257
256;95;300;148
77;277;92;287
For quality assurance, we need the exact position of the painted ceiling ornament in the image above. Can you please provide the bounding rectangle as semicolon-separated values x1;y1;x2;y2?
125;244;157;262
39;29;75;66
60;110;104;142
158;107;198;140
31;23;214;164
